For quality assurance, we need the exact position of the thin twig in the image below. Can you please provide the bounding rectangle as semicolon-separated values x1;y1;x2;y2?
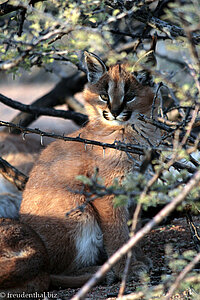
0;27;73;71
118;251;132;298
165;252;200;300
118;203;142;297
117;275;200;299
151;82;163;119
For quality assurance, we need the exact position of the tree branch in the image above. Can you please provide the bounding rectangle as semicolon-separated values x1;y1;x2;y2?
0;1;23;16
0;120;198;174
4;72;87;133
0;93;88;124
71;169;200;300
0;121;147;156
105;3;200;44
0;157;28;191
0;0;44;16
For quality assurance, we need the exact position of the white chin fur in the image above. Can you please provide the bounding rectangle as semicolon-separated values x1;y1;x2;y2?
103;111;132;123
102;116;130;126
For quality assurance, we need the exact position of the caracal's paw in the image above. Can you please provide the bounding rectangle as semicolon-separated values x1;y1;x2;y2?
104;269;117;285
128;261;150;282
134;246;153;271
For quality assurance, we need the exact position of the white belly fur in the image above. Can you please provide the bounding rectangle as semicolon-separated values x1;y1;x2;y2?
75;217;103;267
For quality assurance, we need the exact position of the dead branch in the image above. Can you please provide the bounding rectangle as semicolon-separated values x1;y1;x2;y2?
138;113;200;149
0;0;44;16
0;93;87;124
0;157;28;191
168;161;197;175
138;114;174;132
4;72;87;134
108;30;170;41
105;2;200;44
71;169;200;300
151;82;163;119
0;1;24;16
133;10;200;44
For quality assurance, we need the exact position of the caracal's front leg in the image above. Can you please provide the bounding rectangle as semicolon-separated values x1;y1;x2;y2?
93;197;149;280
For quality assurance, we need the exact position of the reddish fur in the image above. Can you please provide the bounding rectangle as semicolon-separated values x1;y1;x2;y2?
0;59;160;292
0;218;50;290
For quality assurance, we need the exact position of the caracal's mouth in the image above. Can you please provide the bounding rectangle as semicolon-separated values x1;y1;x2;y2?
103;110;132;122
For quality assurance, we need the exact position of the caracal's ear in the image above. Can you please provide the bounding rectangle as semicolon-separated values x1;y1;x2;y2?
84;51;107;84
133;34;157;87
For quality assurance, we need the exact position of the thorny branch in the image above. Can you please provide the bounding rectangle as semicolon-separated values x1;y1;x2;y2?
0;106;199;191
65;174;142;218
0;120;198;172
0;120;155;156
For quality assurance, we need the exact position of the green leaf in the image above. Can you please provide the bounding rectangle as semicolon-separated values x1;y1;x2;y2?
76;175;92;185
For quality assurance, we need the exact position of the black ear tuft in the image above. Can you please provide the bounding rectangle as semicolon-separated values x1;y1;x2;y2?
84;51;107;84
133;70;154;87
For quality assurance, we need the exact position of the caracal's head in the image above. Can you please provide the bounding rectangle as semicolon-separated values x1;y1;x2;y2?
83;51;155;128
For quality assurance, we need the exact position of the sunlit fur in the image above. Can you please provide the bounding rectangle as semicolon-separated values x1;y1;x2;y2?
0;54;160;293
84;64;156;129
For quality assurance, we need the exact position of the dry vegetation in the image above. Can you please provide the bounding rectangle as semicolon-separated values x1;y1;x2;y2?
0;0;200;299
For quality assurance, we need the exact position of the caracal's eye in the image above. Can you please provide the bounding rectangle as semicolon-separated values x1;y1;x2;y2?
125;93;136;103
100;94;109;102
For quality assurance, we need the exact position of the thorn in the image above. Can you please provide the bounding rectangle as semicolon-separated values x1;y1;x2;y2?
103;147;106;158
40;135;44;146
22;132;26;140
